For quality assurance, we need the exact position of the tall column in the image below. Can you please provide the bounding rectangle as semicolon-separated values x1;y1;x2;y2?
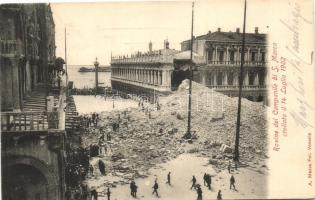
159;70;162;85
247;47;251;64
10;59;21;111
154;70;157;85
223;72;228;85
244;71;249;86
152;70;155;85
150;70;153;84
215;46;218;63
233;72;239;86
254;72;259;85
226;47;229;63
153;70;156;85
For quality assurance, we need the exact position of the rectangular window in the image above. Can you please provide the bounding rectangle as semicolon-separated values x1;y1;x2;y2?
261;52;265;62
208;50;213;63
230;51;235;62
251;52;256;62
219;51;224;63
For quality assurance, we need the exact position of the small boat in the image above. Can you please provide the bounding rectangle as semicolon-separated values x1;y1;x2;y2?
78;67;93;72
78;66;111;72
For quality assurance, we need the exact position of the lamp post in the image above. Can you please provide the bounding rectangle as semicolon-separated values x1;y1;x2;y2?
94;57;99;91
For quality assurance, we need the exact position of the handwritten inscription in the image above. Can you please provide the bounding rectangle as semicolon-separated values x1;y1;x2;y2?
279;1;313;187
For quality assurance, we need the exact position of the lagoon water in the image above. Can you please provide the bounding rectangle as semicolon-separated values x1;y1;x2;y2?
67;65;111;89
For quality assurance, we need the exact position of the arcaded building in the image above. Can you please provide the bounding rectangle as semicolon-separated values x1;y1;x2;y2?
111;40;180;99
181;27;267;101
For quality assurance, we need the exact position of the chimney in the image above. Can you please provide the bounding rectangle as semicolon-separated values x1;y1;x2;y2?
164;39;170;49
208;31;211;35
217;27;221;32
149;41;152;52
255;27;259;34
236;28;240;33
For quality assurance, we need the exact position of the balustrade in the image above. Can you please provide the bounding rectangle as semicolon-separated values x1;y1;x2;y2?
1;111;59;132
0;39;22;57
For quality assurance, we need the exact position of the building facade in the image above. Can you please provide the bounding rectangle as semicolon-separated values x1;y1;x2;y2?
0;3;56;111
1;4;66;200
181;27;267;102
111;40;179;100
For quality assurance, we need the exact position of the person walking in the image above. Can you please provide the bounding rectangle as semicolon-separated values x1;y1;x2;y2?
133;182;138;198
152;180;159;197
130;181;135;197
217;190;222;200
191;175;197;190
230;175;236;190
166;172;171;185
203;173;207;186
91;189;98;200
206;174;212;190
106;187;111;200
196;185;203;200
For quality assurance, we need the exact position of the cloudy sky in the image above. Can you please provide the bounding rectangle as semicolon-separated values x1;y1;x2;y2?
51;0;270;65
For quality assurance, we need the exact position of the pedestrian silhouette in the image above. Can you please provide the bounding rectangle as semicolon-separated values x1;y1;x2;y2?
203;173;207;186
191;175;197;190
152;180;159;197
196;185;202;200
217;190;222;200
230;175;236;190
106;187;111;200
166;172;171;185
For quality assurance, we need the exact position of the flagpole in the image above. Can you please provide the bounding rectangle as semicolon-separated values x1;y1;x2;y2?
234;0;247;162
65;27;68;97
186;2;194;139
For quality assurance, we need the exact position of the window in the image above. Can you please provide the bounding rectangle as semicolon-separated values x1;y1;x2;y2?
219;51;224;63
230;51;235;62
251;52;256;62
261;52;265;62
207;50;213;63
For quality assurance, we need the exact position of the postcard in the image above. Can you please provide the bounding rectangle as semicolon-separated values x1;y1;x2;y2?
0;0;314;199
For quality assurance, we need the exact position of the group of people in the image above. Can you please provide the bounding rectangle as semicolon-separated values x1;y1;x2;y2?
81;113;100;128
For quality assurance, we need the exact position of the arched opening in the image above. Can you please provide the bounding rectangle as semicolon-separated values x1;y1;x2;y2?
227;72;234;85
2;156;60;200
217;72;223;85
171;70;190;91
2;164;48;200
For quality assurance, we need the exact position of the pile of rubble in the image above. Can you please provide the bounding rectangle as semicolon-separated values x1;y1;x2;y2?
82;80;267;188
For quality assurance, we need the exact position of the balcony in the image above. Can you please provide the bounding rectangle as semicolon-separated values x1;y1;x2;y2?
206;60;266;67
0;39;23;58
1;84;66;133
1;111;59;132
111;54;174;64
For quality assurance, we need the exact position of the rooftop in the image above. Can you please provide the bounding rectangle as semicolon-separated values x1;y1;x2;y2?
182;27;266;43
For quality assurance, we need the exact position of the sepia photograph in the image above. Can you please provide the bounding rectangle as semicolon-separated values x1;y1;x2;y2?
1;0;313;199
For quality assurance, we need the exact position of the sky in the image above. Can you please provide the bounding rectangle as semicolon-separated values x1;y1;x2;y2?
51;0;271;65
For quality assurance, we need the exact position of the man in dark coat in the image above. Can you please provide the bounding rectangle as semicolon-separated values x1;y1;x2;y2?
152;180;159;197
191;175;197;190
230;175;236;190
196;185;202;200
166;172;171;185
106;187;111;200
91;189;98;200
